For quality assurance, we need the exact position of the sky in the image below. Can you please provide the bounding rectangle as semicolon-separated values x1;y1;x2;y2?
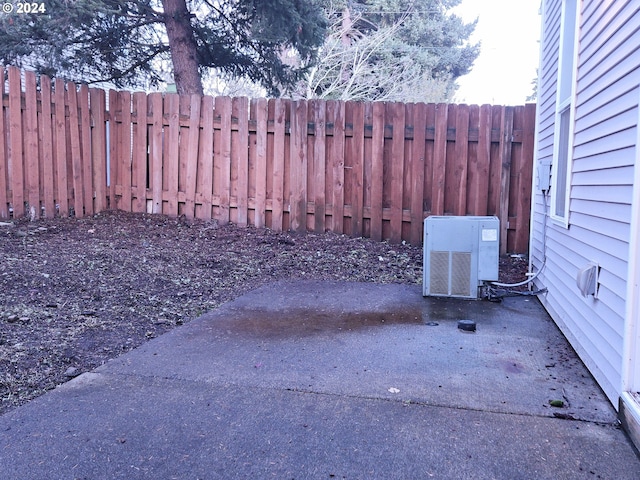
451;0;542;105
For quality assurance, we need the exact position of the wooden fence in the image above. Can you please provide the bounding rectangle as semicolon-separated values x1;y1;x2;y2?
0;66;535;252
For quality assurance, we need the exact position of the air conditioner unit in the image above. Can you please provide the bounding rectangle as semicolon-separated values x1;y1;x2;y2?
423;216;500;299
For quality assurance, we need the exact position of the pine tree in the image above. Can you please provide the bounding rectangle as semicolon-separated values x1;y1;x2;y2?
0;0;328;95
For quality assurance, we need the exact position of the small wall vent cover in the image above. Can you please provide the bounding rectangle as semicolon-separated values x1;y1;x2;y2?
423;216;499;299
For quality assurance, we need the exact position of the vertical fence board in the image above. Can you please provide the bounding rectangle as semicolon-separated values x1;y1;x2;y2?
90;88;107;212
215;96;232;223
422;104;435;217
431;103;448;216
53;78;68;217
8;67;25;217
119;91;133;212
453;104;470;216
410;103;427;245
149;93;163;214
498;106;514;255
369;102;384;241
515;103;536;253
271;98;285;231
183;94;200;218
328;100;345;234
475;104;492;215
312;100;326;232
351;102;365;236
68;83;85;217
108;90;118;210
77;85;92;216
178;95;190;215
234;97;249;226
196;95;214;220
252;98;267;227
389;102;405;243
165;93;179;216
289;100;307;232
38;75;54;218
0;67;7;218
466;105;480;215
24;71;39;218
132;92;147;213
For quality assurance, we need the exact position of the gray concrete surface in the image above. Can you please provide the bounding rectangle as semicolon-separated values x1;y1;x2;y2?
1;280;639;479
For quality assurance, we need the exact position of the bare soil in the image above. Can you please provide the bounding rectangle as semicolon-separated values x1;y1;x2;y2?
0;211;528;415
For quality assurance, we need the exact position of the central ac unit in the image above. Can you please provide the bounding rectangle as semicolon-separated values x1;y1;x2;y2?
423;216;499;299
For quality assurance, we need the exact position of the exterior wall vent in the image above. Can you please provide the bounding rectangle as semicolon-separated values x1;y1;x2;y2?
423;216;500;299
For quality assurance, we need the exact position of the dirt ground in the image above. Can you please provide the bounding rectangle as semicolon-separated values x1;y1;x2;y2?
0;211;528;415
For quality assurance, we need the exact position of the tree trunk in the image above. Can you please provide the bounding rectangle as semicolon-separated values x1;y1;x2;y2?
162;0;203;95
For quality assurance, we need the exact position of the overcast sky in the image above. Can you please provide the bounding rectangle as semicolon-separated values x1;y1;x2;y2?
451;0;542;105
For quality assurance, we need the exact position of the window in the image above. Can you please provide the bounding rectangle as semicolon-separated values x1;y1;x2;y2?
551;0;580;225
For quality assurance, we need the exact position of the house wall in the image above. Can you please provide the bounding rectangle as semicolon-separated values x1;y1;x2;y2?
531;0;640;406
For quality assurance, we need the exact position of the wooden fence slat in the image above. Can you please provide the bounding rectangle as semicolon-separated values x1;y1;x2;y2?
466;105;479;215
370;102;384;241
53;78;68;217
313;100;326;233
39;74;56;218
389;102;405;243
474;104;492;215
271;98;285;231
498;106;514;255
0;66;8;218
108;90;118;209
234;97;249;226
289;99;307;232
132;92;148;213
119;91;133;212
67;83;85;217
149;92;163;214
214;96;232;223
410;102;427;245
183;94;201;218
252;98;267;227
8;67;25;217
165;93;180;216
351;101;365;236
177;95;190;215
431;103;448;216
488;105;503;219
90;88;107;212
515;103;536;253
196;95;214;220
78;85;93;216
453;104;470;216
329;100;345;234
24;71;39;219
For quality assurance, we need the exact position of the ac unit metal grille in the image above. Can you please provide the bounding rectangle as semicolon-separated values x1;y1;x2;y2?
429;251;449;295
451;252;472;297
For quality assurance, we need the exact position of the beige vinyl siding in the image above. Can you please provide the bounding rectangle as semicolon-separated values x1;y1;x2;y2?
532;0;639;406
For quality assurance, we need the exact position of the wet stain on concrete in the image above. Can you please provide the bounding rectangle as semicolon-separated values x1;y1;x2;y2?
217;308;428;339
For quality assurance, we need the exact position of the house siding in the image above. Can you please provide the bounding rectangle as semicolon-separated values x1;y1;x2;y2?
531;0;640;406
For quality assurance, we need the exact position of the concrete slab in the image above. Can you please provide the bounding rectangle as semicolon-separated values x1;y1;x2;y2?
1;280;638;479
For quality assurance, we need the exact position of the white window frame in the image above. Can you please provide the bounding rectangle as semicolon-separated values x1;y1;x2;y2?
550;0;580;227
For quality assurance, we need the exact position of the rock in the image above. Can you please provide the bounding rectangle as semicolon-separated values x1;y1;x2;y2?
6;315;18;323
64;367;79;378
